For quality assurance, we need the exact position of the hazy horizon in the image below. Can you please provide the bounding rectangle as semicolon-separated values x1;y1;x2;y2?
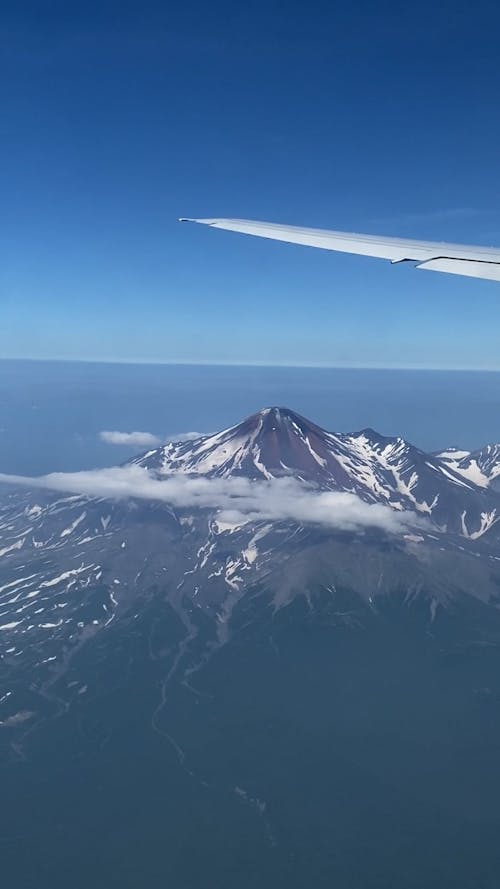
4;357;500;372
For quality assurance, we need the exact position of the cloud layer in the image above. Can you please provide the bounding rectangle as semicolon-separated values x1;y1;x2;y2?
99;430;204;447
0;465;420;535
99;430;161;447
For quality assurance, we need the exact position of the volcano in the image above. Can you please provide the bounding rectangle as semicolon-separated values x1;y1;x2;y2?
2;408;500;889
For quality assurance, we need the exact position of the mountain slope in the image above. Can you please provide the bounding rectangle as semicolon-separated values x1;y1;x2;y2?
3;408;500;888
438;442;500;490
0;406;499;684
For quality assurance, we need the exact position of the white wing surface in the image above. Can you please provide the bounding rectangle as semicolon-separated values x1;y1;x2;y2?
179;217;500;281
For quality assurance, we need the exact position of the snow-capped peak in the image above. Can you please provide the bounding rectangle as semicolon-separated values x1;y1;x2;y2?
129;408;500;538
133;407;343;481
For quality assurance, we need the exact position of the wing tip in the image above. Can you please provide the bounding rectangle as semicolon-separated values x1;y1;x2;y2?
178;217;220;225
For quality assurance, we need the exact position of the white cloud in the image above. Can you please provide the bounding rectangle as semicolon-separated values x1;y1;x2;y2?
0;466;421;535
99;430;204;447
99;430;162;447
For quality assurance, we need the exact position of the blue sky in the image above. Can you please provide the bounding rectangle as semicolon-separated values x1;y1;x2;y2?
2;0;500;369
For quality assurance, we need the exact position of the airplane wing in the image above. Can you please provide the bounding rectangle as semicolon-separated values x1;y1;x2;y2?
179;217;500;282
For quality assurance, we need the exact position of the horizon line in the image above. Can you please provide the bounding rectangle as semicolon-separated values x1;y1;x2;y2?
1;357;500;373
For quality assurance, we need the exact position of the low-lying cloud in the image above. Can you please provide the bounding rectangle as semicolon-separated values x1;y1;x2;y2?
99;431;162;447
99;430;204;447
0;465;421;535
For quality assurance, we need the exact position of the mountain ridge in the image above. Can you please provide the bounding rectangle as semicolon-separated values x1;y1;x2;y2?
129;406;500;539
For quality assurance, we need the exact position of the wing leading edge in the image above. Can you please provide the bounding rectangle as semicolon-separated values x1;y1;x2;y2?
179;217;500;282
